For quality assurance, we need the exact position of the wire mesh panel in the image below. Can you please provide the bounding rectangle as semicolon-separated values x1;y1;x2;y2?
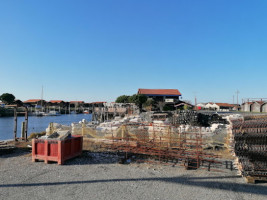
79;122;222;170
231;116;267;177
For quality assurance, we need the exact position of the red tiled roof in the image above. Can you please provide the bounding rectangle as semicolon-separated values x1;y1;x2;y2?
90;102;107;104
49;100;64;103
215;103;235;107
242;102;256;105
24;99;43;103
138;89;182;96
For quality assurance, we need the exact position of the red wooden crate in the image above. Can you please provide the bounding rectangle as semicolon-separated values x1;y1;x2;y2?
32;135;83;165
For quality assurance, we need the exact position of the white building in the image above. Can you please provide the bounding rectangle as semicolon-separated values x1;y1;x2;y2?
205;103;220;110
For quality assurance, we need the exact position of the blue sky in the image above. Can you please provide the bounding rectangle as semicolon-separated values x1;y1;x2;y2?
0;0;267;104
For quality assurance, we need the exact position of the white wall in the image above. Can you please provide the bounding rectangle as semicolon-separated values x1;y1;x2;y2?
205;103;219;110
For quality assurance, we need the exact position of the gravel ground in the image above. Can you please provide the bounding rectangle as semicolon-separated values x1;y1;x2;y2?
0;150;267;200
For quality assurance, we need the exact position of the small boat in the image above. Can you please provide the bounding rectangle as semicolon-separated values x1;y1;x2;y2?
83;110;89;114
44;111;61;116
35;111;45;117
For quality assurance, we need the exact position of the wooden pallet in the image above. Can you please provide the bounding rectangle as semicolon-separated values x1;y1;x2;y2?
245;176;267;184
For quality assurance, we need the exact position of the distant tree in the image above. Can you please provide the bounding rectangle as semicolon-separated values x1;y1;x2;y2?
14;99;23;107
0;93;15;105
129;94;147;111
115;95;130;103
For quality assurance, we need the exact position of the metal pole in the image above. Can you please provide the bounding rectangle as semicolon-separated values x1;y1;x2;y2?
236;90;239;105
233;95;235;104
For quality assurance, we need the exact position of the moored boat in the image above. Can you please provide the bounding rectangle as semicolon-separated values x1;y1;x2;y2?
44;111;61;116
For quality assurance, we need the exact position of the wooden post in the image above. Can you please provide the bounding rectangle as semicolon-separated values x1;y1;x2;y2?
49;122;53;135
92;104;95;121
82;121;85;136
24;107;28;141
21;122;25;139
14;107;17;141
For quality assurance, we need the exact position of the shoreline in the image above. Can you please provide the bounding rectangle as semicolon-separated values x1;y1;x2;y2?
0;114;92;141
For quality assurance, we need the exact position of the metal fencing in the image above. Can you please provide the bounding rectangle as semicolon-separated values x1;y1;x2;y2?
76;123;224;171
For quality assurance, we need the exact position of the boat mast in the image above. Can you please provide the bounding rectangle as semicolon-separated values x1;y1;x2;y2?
41;85;43;112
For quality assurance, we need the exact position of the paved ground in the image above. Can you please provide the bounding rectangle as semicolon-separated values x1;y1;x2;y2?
0;149;267;200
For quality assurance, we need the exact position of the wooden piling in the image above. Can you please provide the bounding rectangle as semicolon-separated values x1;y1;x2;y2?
13;108;17;141
24;107;28;140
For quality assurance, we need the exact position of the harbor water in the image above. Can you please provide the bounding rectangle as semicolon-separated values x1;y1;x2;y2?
0;114;92;140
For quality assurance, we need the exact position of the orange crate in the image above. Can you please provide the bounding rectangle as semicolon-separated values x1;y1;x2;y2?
32;135;83;165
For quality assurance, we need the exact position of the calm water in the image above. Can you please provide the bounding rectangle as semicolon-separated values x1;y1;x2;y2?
0;114;92;140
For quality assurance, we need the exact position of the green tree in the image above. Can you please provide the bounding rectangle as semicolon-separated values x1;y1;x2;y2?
115;95;130;103
129;94;147;111
143;99;155;111
0;93;15;105
14;99;23;107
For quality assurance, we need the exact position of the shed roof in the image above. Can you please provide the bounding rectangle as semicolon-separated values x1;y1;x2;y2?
215;103;236;107
90;102;107;104
24;99;43;103
242;102;253;105
255;101;265;105
138;89;181;96
49;100;64;103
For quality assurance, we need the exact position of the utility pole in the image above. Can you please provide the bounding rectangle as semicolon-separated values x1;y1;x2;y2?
193;92;197;110
194;95;197;110
236;90;240;105
233;95;235;104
